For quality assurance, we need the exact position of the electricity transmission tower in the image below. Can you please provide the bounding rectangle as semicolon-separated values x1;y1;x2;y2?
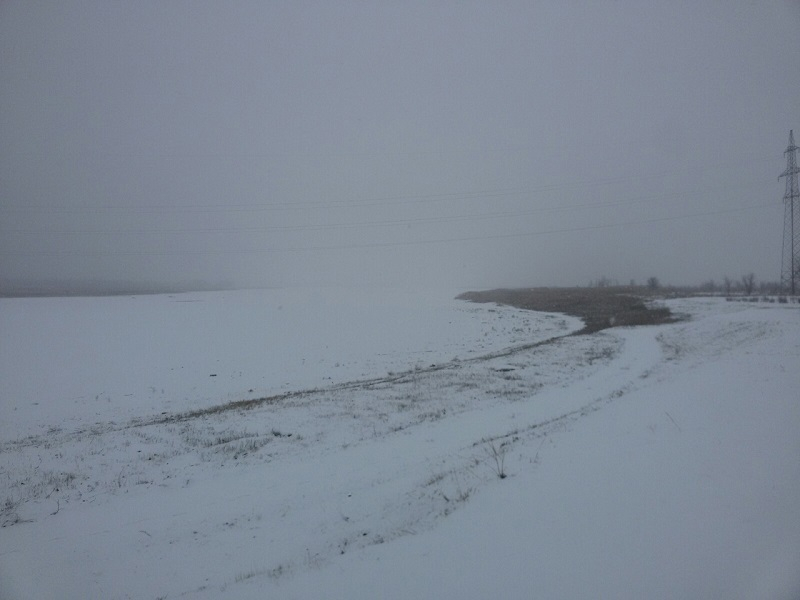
779;129;800;295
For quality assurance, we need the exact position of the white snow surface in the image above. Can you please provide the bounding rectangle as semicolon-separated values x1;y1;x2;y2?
1;288;572;441
1;290;798;599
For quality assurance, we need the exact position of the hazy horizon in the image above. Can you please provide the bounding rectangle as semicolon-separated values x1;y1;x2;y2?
2;1;799;293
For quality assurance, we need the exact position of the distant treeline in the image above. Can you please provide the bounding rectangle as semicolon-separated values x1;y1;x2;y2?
589;275;785;296
0;279;236;298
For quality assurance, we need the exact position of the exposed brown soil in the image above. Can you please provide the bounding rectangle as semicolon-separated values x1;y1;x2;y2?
457;287;677;334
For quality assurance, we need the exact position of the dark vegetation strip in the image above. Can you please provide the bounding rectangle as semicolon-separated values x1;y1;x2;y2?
456;287;677;333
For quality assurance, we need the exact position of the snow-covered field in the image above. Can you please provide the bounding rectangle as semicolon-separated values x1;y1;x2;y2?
1;289;798;599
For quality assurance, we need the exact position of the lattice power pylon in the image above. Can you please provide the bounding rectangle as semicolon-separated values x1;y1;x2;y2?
779;129;800;295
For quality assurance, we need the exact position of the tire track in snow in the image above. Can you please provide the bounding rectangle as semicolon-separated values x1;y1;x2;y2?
203;328;666;586
1;330;580;453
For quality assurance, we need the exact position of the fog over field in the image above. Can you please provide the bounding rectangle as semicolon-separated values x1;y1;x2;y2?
2;1;799;292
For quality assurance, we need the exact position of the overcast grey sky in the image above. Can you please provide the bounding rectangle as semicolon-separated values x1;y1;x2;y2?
2;1;799;291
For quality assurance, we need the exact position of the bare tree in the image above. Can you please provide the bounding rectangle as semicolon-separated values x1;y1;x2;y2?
741;273;756;296
723;276;733;295
595;276;611;288
700;279;717;293
646;276;660;291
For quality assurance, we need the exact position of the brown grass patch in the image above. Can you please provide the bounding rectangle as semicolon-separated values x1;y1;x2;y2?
457;287;676;334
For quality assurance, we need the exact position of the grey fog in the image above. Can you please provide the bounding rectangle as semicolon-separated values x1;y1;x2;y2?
2;1;799;293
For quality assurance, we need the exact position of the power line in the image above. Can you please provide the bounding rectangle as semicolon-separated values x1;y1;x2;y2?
1;155;775;215
1;181;766;236
3;201;773;257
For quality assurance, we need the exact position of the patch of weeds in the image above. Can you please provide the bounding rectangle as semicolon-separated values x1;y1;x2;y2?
203;431;254;448
114;468;128;489
485;385;527;399
443;486;471;504
438;469;474;511
235;568;266;583
180;423;214;448
657;333;685;361
424;472;447;487
499;371;523;381
584;345;615;365
486;441;508;479
43;470;76;491
413;408;447;425
456;381;480;391
7;470;83;505
226;437;270;457
1;496;22;527
199;434;271;460
441;482;472;516
268;563;289;580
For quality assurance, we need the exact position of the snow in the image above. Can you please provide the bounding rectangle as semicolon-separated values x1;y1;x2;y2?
1;288;574;440
1;291;798;599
